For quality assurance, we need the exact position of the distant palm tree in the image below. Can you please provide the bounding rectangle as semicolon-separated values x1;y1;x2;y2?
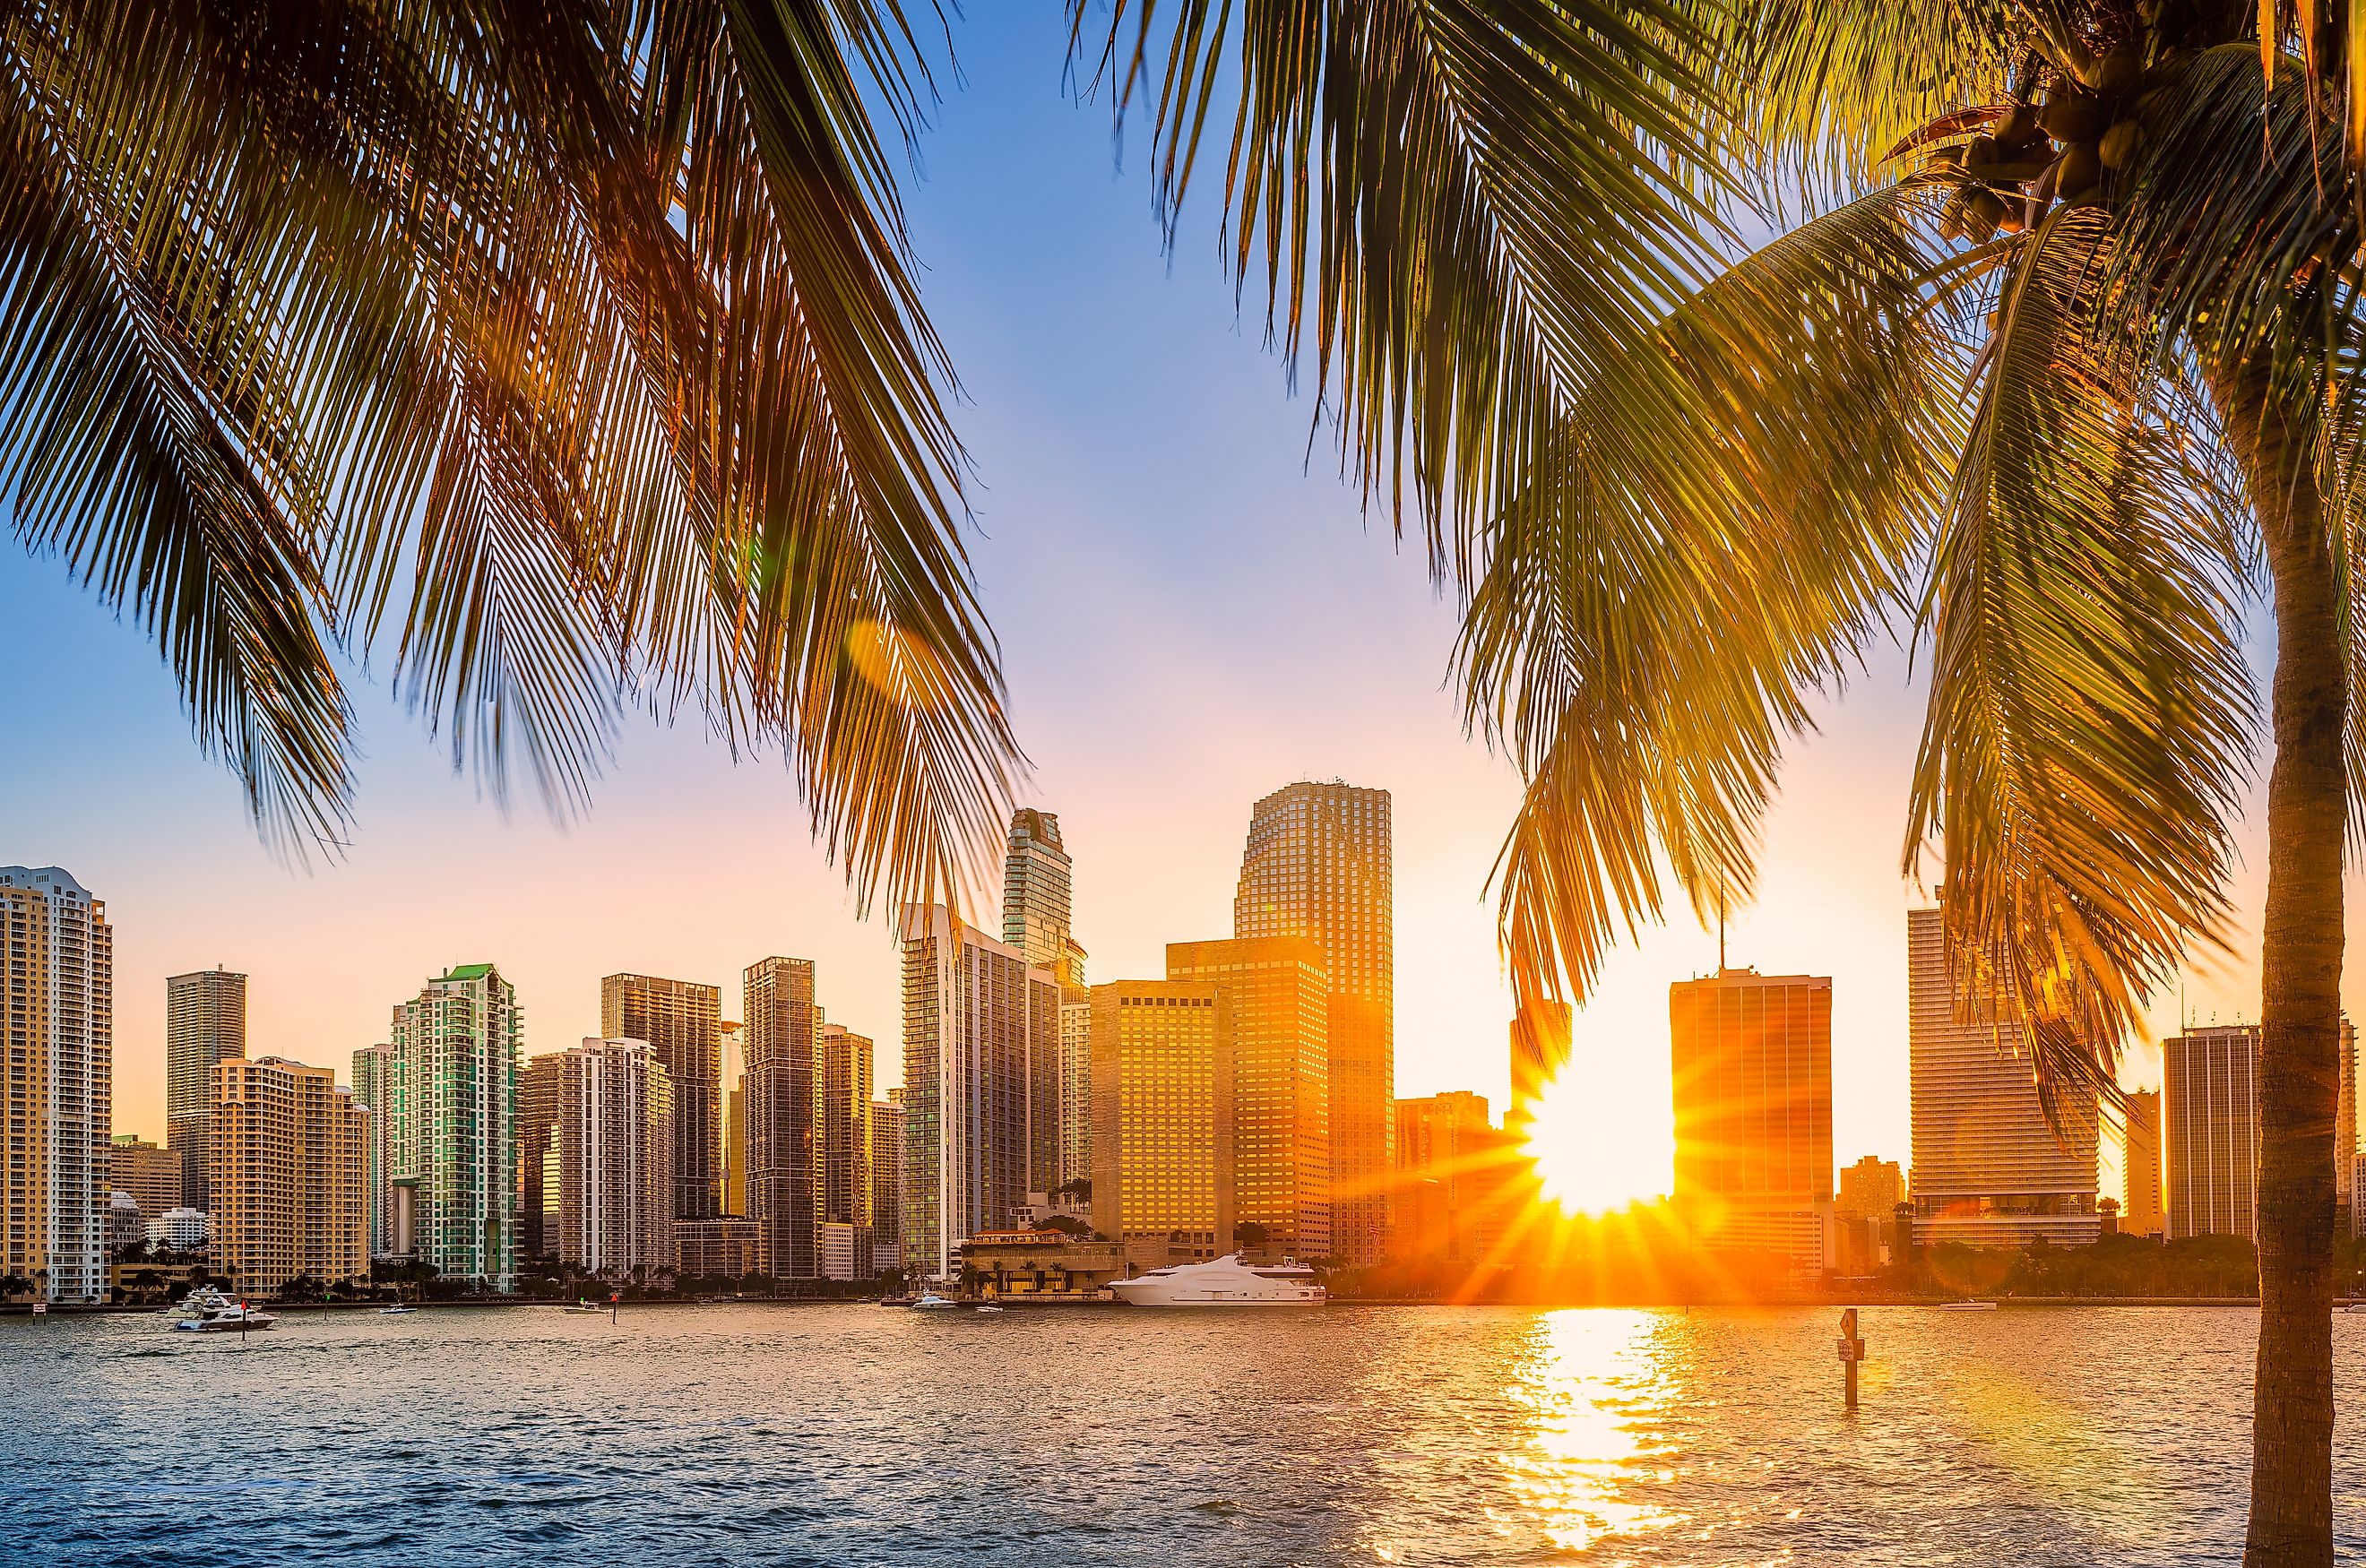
1459;4;2365;1561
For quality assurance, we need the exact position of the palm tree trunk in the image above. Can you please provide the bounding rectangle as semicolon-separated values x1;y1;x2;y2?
2214;356;2345;1568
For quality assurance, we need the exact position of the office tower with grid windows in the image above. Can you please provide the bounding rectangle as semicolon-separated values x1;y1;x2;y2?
109;1133;182;1223
208;1055;368;1298
350;1042;395;1255
1670;967;1835;1270
1090;981;1233;1266
1233;781;1392;1265
166;966;245;1211
0;867;111;1305
900;906;1059;1281
600;974;721;1221
516;1050;566;1260
382;963;522;1291
1165;936;1330;1260
720;1020;747;1216
870;1092;906;1274
2164;1025;2262;1240
1908;907;2103;1248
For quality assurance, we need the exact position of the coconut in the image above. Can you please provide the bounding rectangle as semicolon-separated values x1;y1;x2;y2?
2039;91;2108;142
2098;120;2142;168
1965;188;2008;241
2087;46;2143;96
1998;101;2038;142
2057;142;2103;196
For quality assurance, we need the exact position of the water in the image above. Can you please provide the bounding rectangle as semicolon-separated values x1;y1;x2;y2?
8;1303;2366;1565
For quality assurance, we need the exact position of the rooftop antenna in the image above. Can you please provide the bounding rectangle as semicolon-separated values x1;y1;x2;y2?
1717;872;1728;973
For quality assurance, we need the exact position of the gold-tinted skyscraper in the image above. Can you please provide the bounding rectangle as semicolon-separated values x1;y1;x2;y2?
1165;936;1330;1259
167;967;246;1210
1090;981;1233;1265
600;974;721;1220
209;1055;368;1298
1234;781;1391;1264
1;867;112;1305
743;957;820;1279
2122;1089;2165;1236
1670;968;1835;1269
819;1022;875;1252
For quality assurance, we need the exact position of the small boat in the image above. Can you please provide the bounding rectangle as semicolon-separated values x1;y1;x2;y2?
174;1299;279;1332
1939;1300;1999;1312
974;1303;1006;1314
2343;1303;2366;1314
561;1300;608;1314
376;1305;419;1316
910;1292;959;1311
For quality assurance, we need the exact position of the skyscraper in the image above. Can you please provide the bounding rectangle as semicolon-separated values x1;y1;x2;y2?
2122;1089;2165;1236
900;905;1059;1280
1003;808;1084;984
0;868;111;1305
819;1021;875;1264
1835;1155;1904;1221
1233;781;1392;1265
166;967;245;1210
600;974;722;1220
1090;981;1233;1266
720;1020;747;1217
2164;1025;2261;1240
350;1042;394;1256
1907;907;2103;1248
743;957;820;1279
1058;989;1093;1191
516;1051;566;1260
1669;968;1835;1268
870;1093;906;1275
208;1055;368;1298
1166;935;1331;1259
537;1038;675;1277
382;963;522;1291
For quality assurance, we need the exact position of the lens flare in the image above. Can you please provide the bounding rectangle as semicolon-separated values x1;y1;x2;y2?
1521;1064;1675;1215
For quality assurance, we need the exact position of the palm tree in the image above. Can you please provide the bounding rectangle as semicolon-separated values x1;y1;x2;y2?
1459;4;2365;1561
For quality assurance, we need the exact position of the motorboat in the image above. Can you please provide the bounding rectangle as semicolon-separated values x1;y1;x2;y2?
974;1303;1006;1314
173;1298;279;1332
910;1292;960;1311
1939;1300;1999;1311
562;1299;609;1314
164;1286;234;1322
376;1305;419;1316
1109;1254;1326;1307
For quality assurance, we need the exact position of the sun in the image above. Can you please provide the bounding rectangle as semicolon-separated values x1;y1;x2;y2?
1520;1062;1675;1215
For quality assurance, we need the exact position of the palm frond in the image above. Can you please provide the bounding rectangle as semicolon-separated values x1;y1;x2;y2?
1464;186;1955;1006
1908;207;2255;1117
1072;0;1730;587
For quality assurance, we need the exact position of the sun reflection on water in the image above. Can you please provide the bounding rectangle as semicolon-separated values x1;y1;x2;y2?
1498;1310;1686;1557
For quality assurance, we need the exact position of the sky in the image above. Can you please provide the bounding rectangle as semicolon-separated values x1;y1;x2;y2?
0;11;2356;1185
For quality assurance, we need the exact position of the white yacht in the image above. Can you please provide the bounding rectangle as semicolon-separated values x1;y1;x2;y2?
163;1286;233;1322
173;1297;279;1332
1109;1254;1326;1307
910;1291;960;1311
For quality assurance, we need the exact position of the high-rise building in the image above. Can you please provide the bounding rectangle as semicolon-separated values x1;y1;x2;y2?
208;1055;368;1298
1509;998;1574;1137
1058;989;1093;1191
901;906;1060;1280
820;1022;875;1269
2164;1025;2261;1240
870;1094;907;1275
1907;907;2103;1248
744;957;820;1280
110;1133;183;1224
1090;981;1233;1266
2121;1089;2165;1236
720;1020;747;1216
1233;781;1393;1265
165;967;245;1211
2341;1021;2360;1221
381;963;522;1291
1835;1155;1904;1221
534;1038;675;1277
1166;936;1331;1259
1670;968;1835;1269
516;1051;566;1260
1003;809;1085;985
1394;1092;1516;1265
0;867;111;1305
350;1042;394;1255
600;974;722;1220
